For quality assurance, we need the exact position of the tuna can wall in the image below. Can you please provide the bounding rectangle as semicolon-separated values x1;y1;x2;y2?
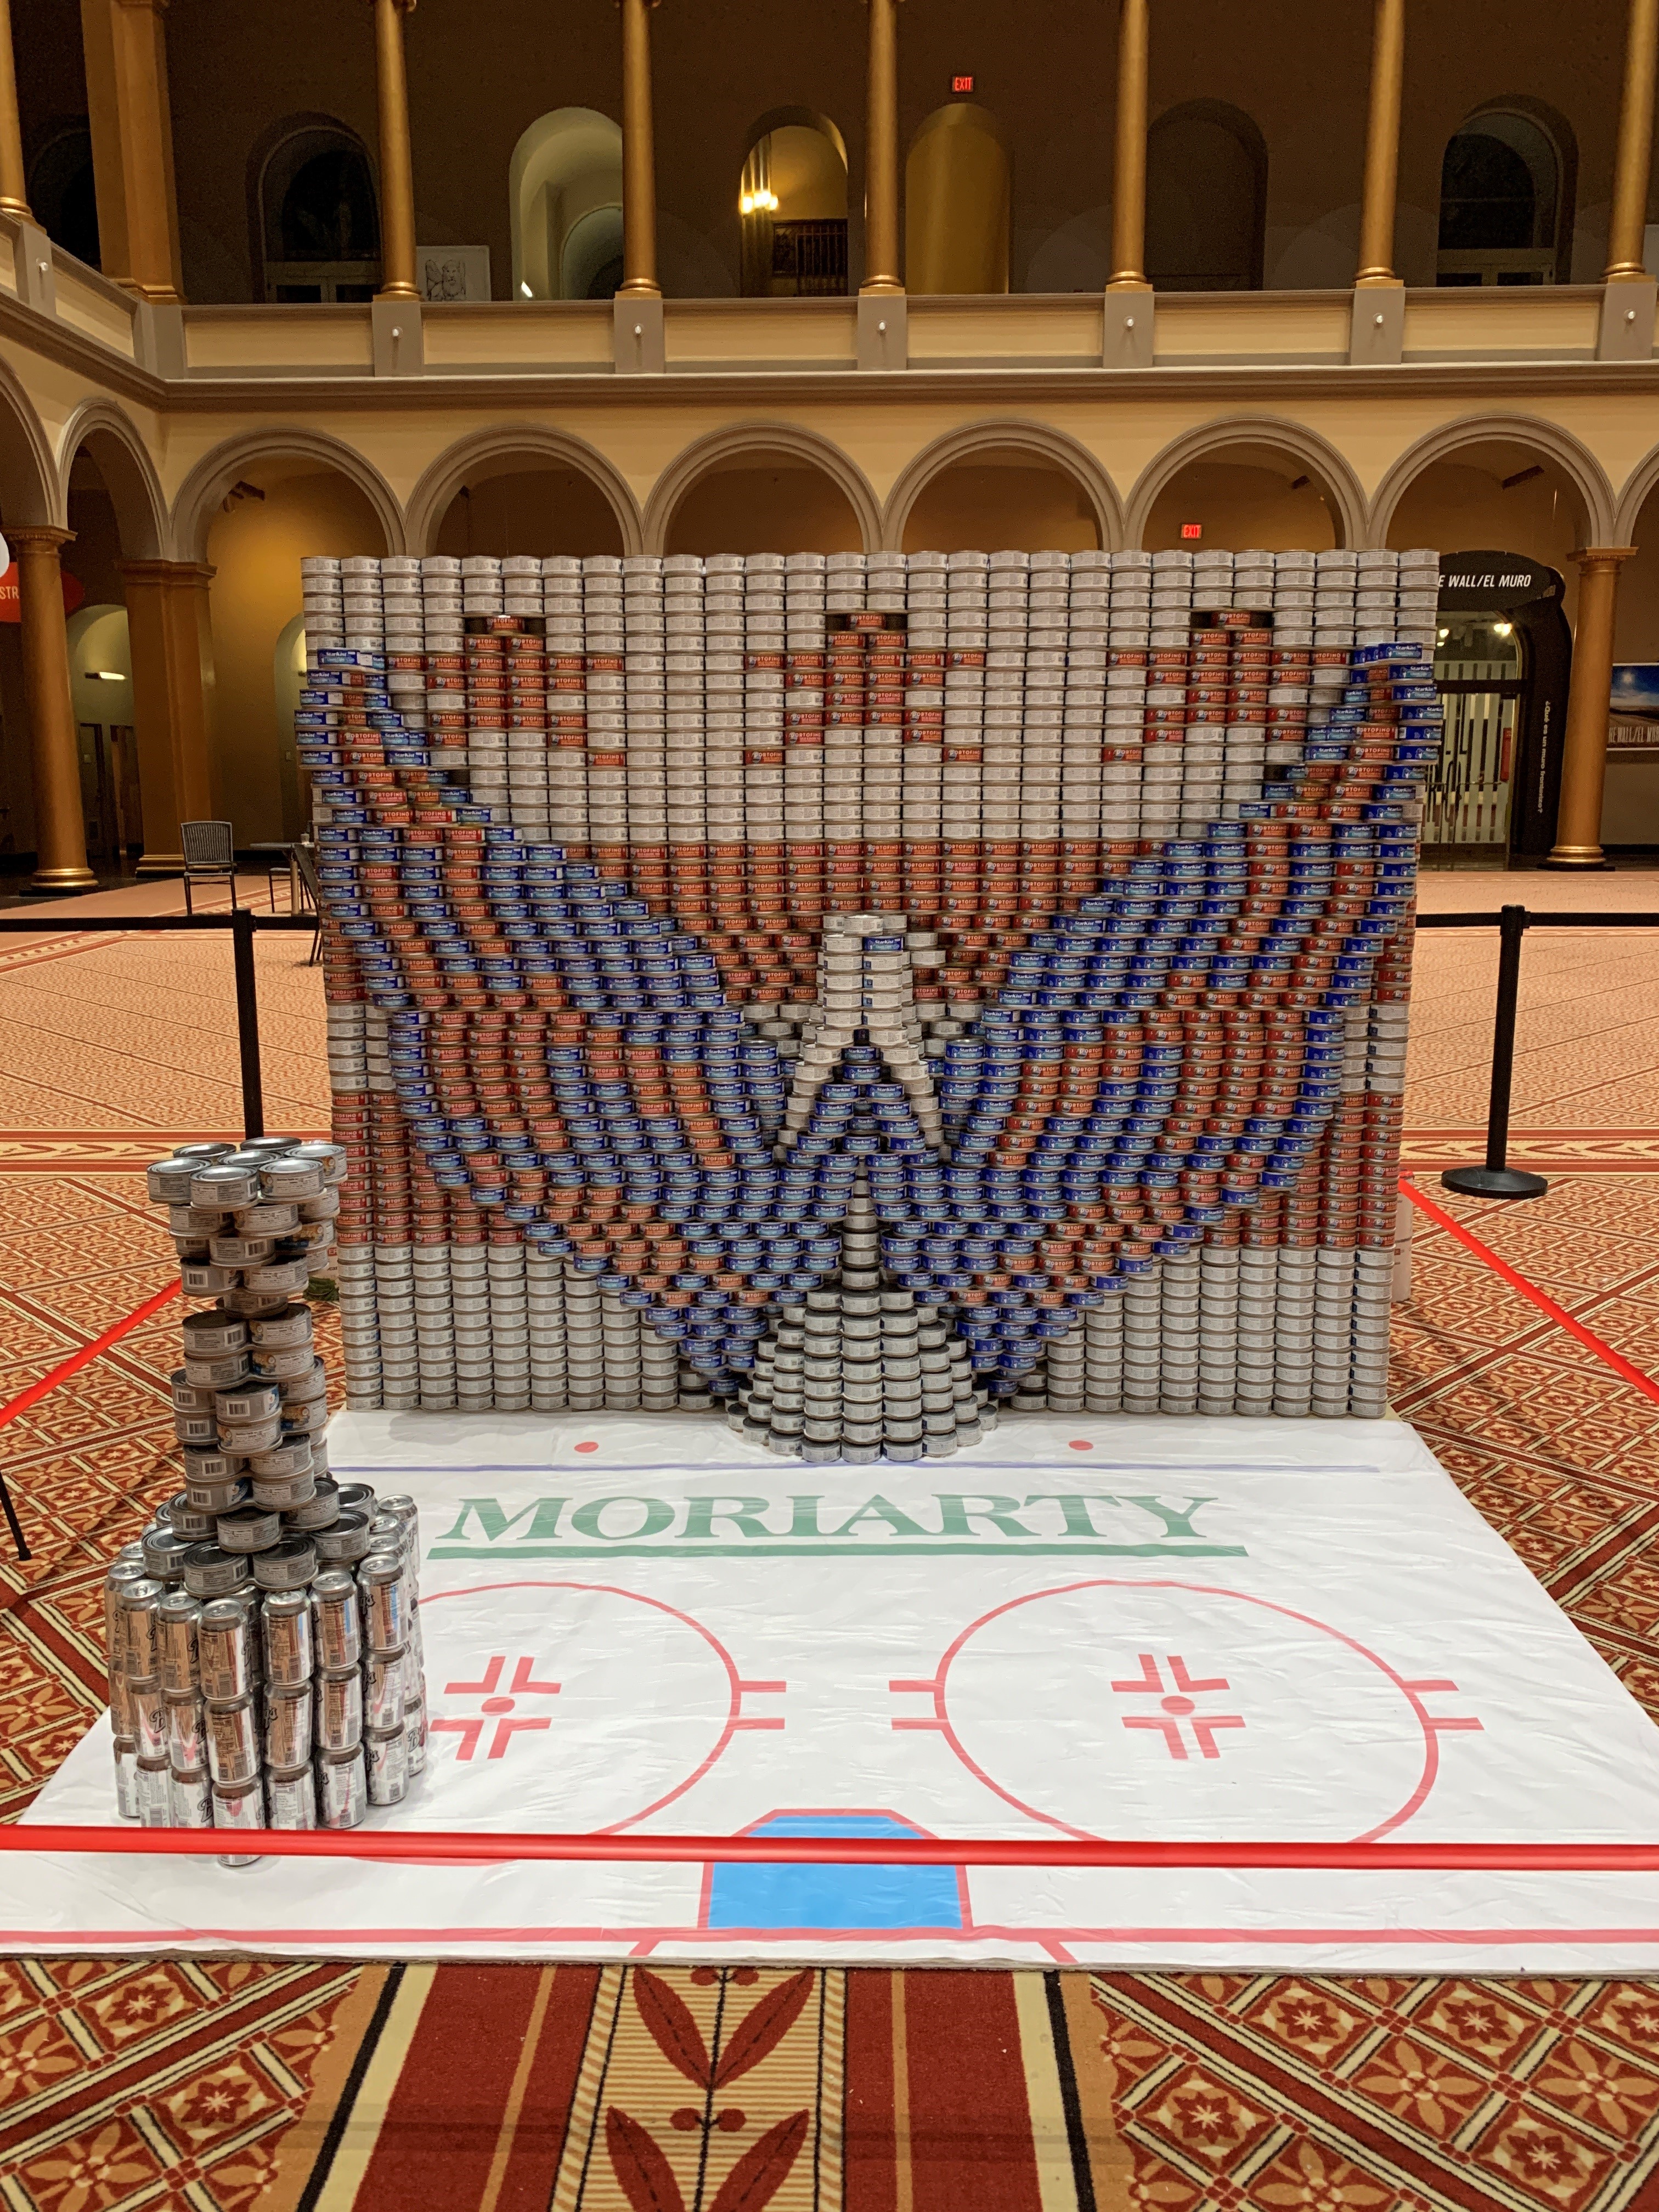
300;545;1440;1462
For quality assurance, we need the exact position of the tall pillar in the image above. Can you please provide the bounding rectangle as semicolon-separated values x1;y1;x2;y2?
119;558;215;875
1547;548;1637;868
861;0;902;293
1106;0;1149;290
1355;0;1407;285
13;528;95;894
79;0;183;301
1606;0;1659;279
618;0;661;296
371;0;419;301
0;0;32;218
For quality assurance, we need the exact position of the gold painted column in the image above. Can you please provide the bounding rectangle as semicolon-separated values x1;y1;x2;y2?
618;0;661;296
1547;548;1636;868
861;0;902;293
1606;0;1659;278
79;0;183;301
13;528;95;893
1355;0;1407;284
0;0;32;217
371;0;419;301
1107;0;1149;290
119;558;216;875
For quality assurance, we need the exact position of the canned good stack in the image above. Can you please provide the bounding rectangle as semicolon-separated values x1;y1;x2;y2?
106;1479;425;1853
101;1133;430;1850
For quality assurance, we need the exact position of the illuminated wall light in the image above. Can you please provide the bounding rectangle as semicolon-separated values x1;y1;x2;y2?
1492;621;1514;637
519;280;533;298
86;669;125;681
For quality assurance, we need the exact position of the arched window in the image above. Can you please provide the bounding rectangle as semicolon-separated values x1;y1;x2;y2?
29;124;100;270
906;105;1010;294
1144;101;1267;291
738;112;848;296
509;109;624;301
257;123;380;301
1437;109;1571;285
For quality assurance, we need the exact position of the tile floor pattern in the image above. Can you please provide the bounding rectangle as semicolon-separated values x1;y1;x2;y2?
2;896;1659;2208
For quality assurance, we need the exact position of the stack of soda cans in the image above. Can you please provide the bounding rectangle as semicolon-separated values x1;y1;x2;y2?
103;1135;429;1857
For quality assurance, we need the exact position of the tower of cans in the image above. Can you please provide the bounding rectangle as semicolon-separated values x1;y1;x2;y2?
104;1135;428;1853
296;544;1441;1446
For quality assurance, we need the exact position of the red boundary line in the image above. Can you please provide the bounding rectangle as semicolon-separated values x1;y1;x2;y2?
0;1278;182;1435
5;1826;1659;1871
1400;1177;1659;1406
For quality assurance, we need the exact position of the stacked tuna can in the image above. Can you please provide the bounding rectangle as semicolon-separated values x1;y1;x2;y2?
103;1136;428;1853
295;545;1441;1447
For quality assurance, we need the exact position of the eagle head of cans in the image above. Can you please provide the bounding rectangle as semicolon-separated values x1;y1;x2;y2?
111;1136;431;1851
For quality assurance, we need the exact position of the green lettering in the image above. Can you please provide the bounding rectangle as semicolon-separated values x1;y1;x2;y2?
829;1494;930;1539
788;1495;826;1537
935;1494;1037;1538
1120;1494;1221;1542
682;1496;777;1540
568;1496;675;1541
436;1497;568;1545
1022;1493;1119;1537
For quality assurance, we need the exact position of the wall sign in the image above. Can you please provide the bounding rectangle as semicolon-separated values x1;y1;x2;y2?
1437;551;1558;611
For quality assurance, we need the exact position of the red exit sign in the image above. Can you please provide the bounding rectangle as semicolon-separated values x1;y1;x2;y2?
1181;522;1203;540
952;74;974;92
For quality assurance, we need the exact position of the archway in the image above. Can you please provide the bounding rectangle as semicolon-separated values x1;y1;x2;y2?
0;371;71;877
739;111;848;297
29;124;100;270
1376;425;1603;592
1146;101;1267;291
255;119;380;302
203;456;391;843
906;106;1009;295
1437;106;1573;286
408;429;638;558
1131;423;1366;550
509;108;624;300
646;427;880;556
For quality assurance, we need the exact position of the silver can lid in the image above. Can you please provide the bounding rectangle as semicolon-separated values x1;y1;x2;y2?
183;1545;252;1598
217;1506;283;1554
252;1536;318;1590
314;1511;371;1563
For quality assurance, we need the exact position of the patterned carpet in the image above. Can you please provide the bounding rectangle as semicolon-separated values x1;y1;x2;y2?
2;900;1659;2209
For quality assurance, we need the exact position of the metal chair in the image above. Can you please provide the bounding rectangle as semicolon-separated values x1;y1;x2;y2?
180;820;240;913
294;843;325;965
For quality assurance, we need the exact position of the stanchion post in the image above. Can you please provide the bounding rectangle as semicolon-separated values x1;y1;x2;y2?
231;907;264;1140
1442;904;1548;1200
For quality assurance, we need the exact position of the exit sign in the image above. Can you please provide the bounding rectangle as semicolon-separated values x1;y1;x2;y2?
1181;522;1203;540
952;74;974;92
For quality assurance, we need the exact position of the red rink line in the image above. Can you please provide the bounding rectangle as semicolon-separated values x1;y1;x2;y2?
0;1278;182;1435
6;1826;1659;1871
1400;1177;1659;1407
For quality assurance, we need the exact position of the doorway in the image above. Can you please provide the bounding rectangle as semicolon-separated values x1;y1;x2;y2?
1427;552;1571;865
77;723;142;871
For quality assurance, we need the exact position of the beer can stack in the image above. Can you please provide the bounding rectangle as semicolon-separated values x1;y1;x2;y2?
104;1135;429;1854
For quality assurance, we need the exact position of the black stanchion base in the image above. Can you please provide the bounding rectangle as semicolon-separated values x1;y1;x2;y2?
1441;1165;1550;1201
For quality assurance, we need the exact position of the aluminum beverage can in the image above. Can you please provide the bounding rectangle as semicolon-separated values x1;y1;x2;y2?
365;1724;409;1806
316;1744;368;1829
316;1665;364;1752
262;1588;313;1685
311;1569;362;1669
264;1680;314;1768
112;1737;139;1818
130;1679;167;1761
156;1592;201;1694
206;1694;260;1786
119;1579;165;1679
168;1765;213;1829
211;1773;266;1864
103;1559;150;1671
136;1756;173;1828
198;1598;256;1701
268;1760;317;1831
404;1688;427;1776
358;1555;408;1652
165;1690;207;1773
364;1645;405;1732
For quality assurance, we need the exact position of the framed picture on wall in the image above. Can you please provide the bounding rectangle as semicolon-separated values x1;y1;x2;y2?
1610;664;1659;759
417;245;493;302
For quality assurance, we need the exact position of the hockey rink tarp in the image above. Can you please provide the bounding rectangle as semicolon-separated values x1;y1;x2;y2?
15;1412;1659;1971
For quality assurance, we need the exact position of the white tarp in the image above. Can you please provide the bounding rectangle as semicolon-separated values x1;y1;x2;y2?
15;1411;1659;1970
